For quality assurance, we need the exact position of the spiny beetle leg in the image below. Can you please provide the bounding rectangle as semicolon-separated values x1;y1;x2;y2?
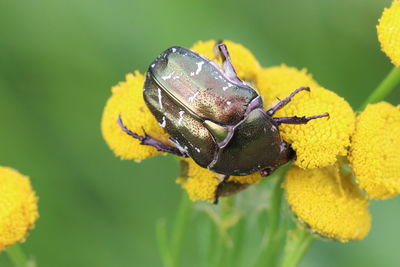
117;114;187;157
217;43;242;84
213;174;230;204
267;86;310;116
273;113;329;125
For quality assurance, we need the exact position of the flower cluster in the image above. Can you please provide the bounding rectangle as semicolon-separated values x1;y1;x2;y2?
101;1;400;243
0;167;39;250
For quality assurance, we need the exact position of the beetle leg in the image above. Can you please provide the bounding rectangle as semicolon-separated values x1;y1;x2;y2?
214;174;230;204
273;113;329;125
267;86;310;116
217;43;243;84
118;114;188;157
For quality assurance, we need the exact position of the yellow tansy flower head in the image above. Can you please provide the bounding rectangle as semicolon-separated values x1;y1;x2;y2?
191;40;261;83
350;102;400;199
177;158;261;202
101;71;170;162
257;66;355;169
377;0;400;66
285;165;371;242
0;167;39;250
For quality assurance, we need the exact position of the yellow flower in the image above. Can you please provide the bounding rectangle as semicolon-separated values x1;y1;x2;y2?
191;40;261;83
256;65;319;104
285;165;371;241
176;158;220;202
0;167;39;250
377;0;400;66
176;158;261;202
101;71;170;162
349;102;400;199
257;66;355;169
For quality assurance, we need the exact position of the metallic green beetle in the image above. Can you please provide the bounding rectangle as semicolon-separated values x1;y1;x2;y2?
118;43;328;200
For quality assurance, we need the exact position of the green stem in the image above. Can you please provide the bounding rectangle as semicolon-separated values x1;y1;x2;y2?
170;192;191;267
255;173;285;267
229;216;245;267
156;219;174;267
199;216;214;267
281;229;314;267
361;66;400;109
6;244;28;267
206;216;217;267
267;175;285;237
212;197;233;267
212;232;225;267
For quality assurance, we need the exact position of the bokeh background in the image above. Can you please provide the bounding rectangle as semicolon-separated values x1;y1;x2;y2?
1;0;399;266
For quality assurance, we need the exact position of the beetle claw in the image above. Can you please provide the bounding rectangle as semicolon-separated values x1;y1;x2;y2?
268;86;310;116
141;126;148;136
260;168;273;177
273;113;330;125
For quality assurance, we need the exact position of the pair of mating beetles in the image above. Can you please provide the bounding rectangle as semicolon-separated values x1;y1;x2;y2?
118;43;328;203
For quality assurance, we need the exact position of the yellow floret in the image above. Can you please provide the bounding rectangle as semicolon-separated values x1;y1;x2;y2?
228;172;262;185
257;65;355;169
349;102;400;199
101;71;170;162
176;159;220;202
377;0;400;66
0;167;38;250
285;165;371;242
191;40;261;83
177;158;261;202
256;65;319;105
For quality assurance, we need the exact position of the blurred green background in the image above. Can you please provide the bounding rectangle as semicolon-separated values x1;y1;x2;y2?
0;0;399;266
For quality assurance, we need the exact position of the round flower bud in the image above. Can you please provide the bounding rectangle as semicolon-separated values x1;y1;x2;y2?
377;0;400;66
0;167;39;250
349;102;400;199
